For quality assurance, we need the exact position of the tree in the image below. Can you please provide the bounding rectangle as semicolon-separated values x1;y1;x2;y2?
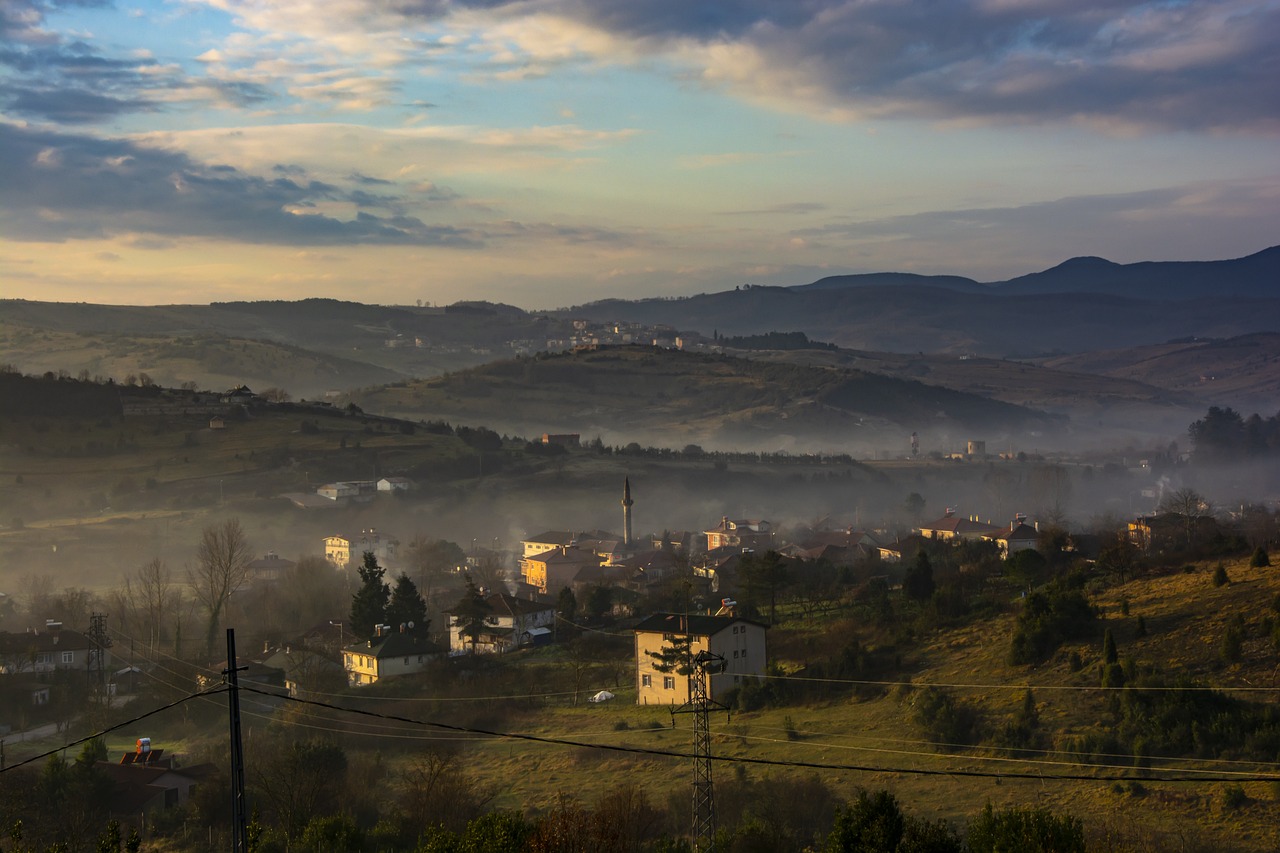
405;535;466;606
386;573;428;634
1159;487;1213;550
741;551;789;625
349;552;390;641
556;586;577;622
189;518;252;658
583;584;614;622
453;574;495;654
903;493;927;521
249;738;348;841
825;788;962;853
965;803;1084;853
118;558;174;652
1102;628;1118;664
1252;546;1270;568
902;551;935;603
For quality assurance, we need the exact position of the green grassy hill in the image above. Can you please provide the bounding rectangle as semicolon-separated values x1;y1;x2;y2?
351;346;1059;452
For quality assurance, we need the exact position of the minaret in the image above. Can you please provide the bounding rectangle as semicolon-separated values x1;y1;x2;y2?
622;477;634;547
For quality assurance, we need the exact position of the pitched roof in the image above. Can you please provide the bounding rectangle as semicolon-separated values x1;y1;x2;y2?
344;632;444;659
524;530;576;546
0;628;92;653
484;593;554;617
919;514;1001;536
993;522;1039;542
633;612;768;637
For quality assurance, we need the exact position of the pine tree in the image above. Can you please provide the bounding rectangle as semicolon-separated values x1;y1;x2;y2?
1102;627;1118;664
349;552;390;641
386;573;428;634
556;586;577;621
453;574;494;654
903;550;936;603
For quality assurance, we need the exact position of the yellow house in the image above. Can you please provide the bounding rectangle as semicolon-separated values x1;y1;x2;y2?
633;613;767;705
521;546;603;594
342;626;444;686
324;528;398;569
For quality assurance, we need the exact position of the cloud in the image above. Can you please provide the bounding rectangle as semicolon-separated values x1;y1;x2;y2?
0;123;481;247
366;0;1280;132
0;0;273;122
788;178;1280;277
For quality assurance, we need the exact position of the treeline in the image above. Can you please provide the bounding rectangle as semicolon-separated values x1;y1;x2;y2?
719;330;838;351
1189;406;1280;460
0;368;124;417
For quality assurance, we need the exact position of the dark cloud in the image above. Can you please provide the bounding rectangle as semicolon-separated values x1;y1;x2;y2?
350;172;395;185
2;85;155;123
0;123;480;248
0;0;271;124
435;0;1280;131
719;201;828;216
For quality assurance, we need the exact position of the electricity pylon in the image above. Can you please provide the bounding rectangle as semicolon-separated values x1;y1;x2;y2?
672;650;727;851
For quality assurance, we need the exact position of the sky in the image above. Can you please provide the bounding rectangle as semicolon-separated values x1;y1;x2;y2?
2;0;1278;309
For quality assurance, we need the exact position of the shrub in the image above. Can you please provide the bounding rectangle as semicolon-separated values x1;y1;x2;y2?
1213;563;1230;587
1222;784;1248;810
912;687;981;750
1008;584;1095;665
1252;547;1270;568
965;804;1084;853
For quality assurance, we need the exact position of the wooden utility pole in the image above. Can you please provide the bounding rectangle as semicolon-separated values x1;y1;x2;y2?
224;629;249;852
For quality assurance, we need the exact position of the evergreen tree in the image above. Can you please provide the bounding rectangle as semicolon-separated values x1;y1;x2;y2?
453;574;495;654
1252;546;1270;568
903;551;936;603
349;552;390;641
386;573;428;634
556;586;577;622
1102;628;1118;664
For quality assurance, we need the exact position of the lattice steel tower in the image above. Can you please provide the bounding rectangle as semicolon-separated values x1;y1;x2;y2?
672;650;727;851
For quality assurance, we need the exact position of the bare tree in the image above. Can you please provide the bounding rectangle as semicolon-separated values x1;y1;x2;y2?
189;518;252;658
117;558;174;653
1159;487;1214;550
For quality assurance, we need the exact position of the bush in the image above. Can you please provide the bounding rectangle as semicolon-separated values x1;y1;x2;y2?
1213;563;1230;587
1008;584;1095;665
1222;784;1248;810
912;687;981;750
965;804;1084;853
1252;547;1270;568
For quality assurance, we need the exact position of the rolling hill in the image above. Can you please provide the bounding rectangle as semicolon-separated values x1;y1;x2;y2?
349;345;1060;453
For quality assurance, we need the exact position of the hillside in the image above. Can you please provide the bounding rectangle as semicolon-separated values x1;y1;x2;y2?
569;286;1280;358
349;346;1060;453
0;325;404;399
1039;333;1280;412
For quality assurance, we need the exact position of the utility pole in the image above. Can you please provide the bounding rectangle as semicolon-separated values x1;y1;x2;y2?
671;650;727;852
224;629;249;852
86;612;111;689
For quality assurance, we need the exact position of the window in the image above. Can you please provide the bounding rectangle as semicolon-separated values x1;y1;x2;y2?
663;676;675;690
641;674;652;687
732;650;739;659
61;652;74;664
35;653;51;664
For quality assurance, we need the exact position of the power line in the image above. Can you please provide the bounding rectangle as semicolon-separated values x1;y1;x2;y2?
755;671;1280;693
238;685;1280;784
0;686;226;775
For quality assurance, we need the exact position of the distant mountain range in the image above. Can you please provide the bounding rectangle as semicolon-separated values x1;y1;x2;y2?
570;246;1280;356
797;245;1280;299
2;247;1276;443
